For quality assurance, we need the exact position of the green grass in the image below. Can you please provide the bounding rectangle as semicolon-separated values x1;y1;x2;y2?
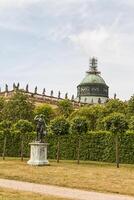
0;188;70;200
0;158;134;196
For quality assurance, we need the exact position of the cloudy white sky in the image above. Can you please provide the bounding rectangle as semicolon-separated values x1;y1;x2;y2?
0;0;133;100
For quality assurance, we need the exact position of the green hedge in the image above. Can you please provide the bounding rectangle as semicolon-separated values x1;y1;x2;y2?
0;131;134;164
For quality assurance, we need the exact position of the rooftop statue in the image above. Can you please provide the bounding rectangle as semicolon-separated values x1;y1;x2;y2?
5;84;8;92
43;88;46;95
34;86;37;94
50;90;53;97
58;91;61;99
65;93;68;99
26;84;29;92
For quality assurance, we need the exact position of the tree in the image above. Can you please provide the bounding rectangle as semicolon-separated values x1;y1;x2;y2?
127;95;134;117
34;104;55;124
70;104;105;130
101;112;128;168
0;97;6;122
14;119;33;161
58;100;73;118
0;120;12;160
70;116;88;164
4;92;35;122
105;99;127;115
49;116;70;163
128;116;134;130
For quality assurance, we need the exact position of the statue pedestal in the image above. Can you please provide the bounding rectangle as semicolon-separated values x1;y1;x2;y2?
27;142;49;166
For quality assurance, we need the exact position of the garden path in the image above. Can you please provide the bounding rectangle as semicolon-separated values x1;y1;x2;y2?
0;178;134;200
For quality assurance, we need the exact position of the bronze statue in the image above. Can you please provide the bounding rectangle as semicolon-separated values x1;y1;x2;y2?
34;115;47;143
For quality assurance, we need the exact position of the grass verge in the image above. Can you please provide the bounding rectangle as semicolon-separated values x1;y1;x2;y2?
0;187;70;200
0;158;134;196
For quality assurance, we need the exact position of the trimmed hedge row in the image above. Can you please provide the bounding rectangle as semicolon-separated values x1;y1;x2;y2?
0;131;134;164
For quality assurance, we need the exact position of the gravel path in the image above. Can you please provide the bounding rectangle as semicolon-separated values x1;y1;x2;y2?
0;178;134;200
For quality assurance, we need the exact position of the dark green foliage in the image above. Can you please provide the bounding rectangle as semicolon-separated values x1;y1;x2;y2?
100;112;128;134
49;116;70;162
0;130;134;164
119;131;134;163
70;116;88;134
50;116;70;136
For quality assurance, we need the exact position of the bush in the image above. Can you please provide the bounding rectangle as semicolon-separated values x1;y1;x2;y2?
0;130;134;164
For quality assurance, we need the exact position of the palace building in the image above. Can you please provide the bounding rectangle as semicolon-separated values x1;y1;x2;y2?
0;58;109;107
76;58;109;104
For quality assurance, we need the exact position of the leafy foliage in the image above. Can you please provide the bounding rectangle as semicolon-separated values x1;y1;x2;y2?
127;95;134;117
3;92;35;122
70;105;106;130
128;116;134;130
34;104;55;124
58;100;73;118
70;116;88;135
14;120;33;134
0;120;12;135
50;116;70;136
0;97;6;122
105;99;127;115
101;112;128;134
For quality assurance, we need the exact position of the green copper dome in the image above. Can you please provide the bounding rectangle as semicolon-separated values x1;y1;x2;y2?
76;58;109;104
80;74;106;85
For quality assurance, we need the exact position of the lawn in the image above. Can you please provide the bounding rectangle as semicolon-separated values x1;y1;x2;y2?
0;158;134;196
0;188;70;200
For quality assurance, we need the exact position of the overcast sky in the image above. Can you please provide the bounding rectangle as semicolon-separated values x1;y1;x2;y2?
0;0;133;100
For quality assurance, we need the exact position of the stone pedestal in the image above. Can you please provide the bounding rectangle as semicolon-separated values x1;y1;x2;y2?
27;142;49;166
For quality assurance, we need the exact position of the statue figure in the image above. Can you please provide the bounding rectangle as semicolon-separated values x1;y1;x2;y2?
34;114;47;143
58;91;61;99
50;90;53;97
26;84;29;92
5;84;8;92
42;88;46;95
91;98;94;104
65;93;68;99
71;94;74;101
34;86;37;94
114;93;117;99
84;97;87;103
98;98;101;104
